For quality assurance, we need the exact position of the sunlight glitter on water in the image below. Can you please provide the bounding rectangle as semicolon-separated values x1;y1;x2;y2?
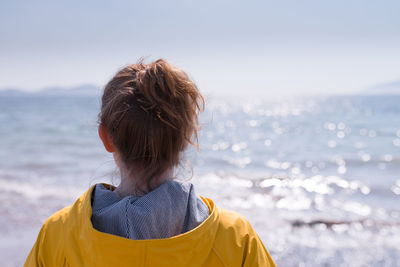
2;95;400;266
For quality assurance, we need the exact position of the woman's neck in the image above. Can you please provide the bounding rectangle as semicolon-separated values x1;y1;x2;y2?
114;167;174;198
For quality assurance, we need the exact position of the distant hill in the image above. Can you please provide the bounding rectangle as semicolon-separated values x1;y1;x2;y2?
365;80;400;95
0;84;101;97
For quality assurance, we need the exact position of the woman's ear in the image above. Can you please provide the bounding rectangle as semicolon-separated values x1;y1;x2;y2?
98;124;115;152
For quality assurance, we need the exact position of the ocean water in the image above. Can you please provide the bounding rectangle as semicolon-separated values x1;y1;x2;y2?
0;94;399;266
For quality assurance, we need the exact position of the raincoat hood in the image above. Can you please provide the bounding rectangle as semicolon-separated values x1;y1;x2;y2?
91;181;210;240
85;185;218;265
25;184;276;267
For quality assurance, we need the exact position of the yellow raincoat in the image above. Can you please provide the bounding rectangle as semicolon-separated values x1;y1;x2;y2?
25;184;276;266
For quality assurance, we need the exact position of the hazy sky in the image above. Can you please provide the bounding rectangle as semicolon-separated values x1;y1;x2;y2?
1;0;399;95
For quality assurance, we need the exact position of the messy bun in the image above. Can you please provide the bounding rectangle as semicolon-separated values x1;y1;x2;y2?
99;59;204;192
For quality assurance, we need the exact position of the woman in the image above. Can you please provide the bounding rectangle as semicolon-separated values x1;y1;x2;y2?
25;59;276;266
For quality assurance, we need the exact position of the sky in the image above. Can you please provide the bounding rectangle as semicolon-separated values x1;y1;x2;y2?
0;0;399;96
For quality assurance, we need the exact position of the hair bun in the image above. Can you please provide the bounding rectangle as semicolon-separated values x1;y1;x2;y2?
135;59;201;130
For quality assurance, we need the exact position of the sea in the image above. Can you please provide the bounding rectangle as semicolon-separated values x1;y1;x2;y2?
0;93;399;266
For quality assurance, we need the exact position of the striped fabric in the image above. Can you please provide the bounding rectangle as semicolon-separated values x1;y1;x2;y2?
91;180;210;240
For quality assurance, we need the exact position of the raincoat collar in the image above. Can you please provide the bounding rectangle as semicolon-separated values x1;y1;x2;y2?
74;184;219;264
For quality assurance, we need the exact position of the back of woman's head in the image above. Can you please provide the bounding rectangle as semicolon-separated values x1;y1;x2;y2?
99;59;204;192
